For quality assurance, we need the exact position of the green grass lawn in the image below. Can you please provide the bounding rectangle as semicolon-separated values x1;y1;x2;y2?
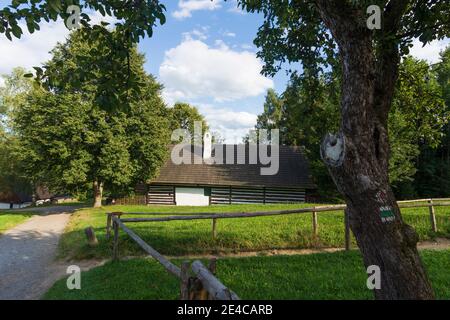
56;203;450;260
0;211;34;234
44;249;450;300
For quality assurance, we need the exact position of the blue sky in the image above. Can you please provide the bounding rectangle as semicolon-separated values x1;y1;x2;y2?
0;0;449;142
136;0;290;142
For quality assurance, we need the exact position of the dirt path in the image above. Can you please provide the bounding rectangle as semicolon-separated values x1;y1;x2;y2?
164;238;450;260
12;205;84;215
0;213;71;300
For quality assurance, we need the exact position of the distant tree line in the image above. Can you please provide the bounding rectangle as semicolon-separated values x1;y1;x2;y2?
248;47;450;201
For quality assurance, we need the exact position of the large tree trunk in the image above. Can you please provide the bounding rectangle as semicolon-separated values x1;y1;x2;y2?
316;1;434;299
93;180;103;208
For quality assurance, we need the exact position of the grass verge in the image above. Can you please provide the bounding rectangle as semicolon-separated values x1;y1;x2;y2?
0;211;34;234
56;203;450;260
44;249;450;300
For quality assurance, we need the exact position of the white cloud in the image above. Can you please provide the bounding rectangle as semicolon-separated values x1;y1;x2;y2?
240;43;254;50
182;27;209;41
0;20;69;77
223;31;236;37
197;104;257;143
409;38;450;64
159;39;273;104
173;0;222;20
227;0;246;15
0;11;117;78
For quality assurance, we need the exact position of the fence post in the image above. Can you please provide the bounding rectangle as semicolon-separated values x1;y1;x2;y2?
212;218;218;240
312;208;318;239
180;261;190;300
344;208;350;251
113;220;119;260
208;258;217;274
106;213;112;240
208;258;217;300
428;199;438;232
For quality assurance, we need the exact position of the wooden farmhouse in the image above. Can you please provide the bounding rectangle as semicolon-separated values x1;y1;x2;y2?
140;144;316;206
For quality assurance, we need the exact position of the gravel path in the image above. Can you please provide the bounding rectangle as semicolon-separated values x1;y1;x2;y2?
0;213;71;300
12;205;84;214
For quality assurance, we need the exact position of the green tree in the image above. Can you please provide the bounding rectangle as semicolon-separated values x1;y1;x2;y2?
169;102;209;143
256;89;284;132
1;1;168;115
0;68;33;201
254;58;447;199
280;73;341;199
389;57;448;194
0;0;166;43
0;67;32;131
414;47;450;197
13;29;170;207
239;0;449;298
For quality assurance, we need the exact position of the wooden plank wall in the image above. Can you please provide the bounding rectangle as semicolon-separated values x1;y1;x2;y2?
148;185;175;205
114;195;147;205
211;186;305;204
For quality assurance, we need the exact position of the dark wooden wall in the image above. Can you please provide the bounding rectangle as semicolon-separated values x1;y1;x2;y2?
210;186;306;204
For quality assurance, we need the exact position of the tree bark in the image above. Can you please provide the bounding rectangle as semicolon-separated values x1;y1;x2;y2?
93;180;103;208
315;0;434;299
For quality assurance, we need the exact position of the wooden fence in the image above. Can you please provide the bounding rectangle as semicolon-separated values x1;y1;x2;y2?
108;198;450;253
108;213;240;300
114;195;147;206
106;198;449;299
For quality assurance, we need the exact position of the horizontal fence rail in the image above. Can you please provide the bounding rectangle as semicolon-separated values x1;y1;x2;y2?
109;213;239;300
112;215;181;278
191;260;240;300
107;197;449;300
116;202;450;222
108;198;450;251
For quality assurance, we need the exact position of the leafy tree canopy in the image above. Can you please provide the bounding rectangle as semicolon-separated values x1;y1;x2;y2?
251;54;449;199
238;0;450;77
12;28;171;204
0;68;34;197
0;0;166;42
169;102;209;143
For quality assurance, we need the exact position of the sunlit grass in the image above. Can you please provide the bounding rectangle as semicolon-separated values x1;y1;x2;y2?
44;249;450;300
0;211;34;234
56;203;450;260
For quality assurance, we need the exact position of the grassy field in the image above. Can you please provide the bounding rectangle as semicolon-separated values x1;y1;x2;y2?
44;249;450;300
0;211;34;234
57;203;450;260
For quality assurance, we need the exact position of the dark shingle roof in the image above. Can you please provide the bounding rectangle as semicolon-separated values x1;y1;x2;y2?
149;145;316;189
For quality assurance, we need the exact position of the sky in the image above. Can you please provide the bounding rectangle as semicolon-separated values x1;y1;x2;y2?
0;0;449;142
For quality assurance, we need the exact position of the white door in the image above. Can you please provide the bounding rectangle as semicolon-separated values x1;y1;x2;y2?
175;187;209;206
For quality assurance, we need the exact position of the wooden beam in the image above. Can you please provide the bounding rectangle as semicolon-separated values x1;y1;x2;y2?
112;200;450;226
344;209;351;251
119;205;347;223
428;199;438;232
112;220;119;260
398;202;450;208
312;208;318;239
180;261;190;300
106;213;112;240
111;216;181;278
84;226;98;247
191;260;240;300
212;218;218;240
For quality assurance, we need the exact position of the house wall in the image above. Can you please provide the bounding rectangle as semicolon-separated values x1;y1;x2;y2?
210;187;306;204
147;185;306;206
147;184;307;205
147;185;175;205
175;187;210;206
0;202;32;209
